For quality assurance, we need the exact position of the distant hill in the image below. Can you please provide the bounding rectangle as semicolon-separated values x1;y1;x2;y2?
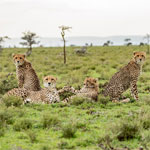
3;35;146;47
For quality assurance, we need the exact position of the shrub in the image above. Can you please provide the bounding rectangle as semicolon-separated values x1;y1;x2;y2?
2;96;23;107
0;74;17;95
112;120;140;141
61;123;77;138
0;109;14;126
41;146;51;150
0;128;5;137
139;111;150;130
98;95;110;105
70;96;86;105
27;130;37;143
13;119;32;131
41;114;60;129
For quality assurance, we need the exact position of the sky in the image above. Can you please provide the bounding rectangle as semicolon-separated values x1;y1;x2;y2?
0;0;150;38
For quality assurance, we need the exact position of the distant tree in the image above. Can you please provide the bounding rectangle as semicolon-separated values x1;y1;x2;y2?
59;25;72;64
0;36;10;53
85;43;89;47
103;40;113;46
144;34;150;54
127;42;132;46
20;31;40;56
139;42;145;46
124;38;132;46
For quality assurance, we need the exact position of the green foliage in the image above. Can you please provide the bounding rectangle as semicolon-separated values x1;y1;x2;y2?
26;130;37;143
13;119;32;131
41;114;60;129
61;123;77;138
2;95;23;107
0;74;17;95
69;96;86;105
111;119;140;141
0;109;14;126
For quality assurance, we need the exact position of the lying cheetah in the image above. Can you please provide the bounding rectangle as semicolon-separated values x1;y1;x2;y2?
103;51;146;102
25;76;60;104
5;76;60;104
13;54;41;91
61;77;99;103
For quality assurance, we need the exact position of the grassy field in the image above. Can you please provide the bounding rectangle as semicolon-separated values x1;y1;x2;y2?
0;46;150;150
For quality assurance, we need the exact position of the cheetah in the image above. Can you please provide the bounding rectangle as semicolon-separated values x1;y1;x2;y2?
103;51;146;102
61;77;99;103
13;54;41;91
5;76;60;104
25;76;60;104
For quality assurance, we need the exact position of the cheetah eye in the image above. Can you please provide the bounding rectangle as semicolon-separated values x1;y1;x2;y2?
45;78;48;81
141;55;144;57
20;57;22;59
137;55;139;57
15;57;17;59
51;79;54;81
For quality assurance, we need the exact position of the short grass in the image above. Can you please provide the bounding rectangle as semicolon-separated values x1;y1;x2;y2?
0;46;150;150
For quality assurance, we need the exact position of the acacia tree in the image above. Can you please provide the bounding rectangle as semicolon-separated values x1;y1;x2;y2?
20;31;40;56
0;36;9;52
103;40;113;46
59;25;72;64
144;34;150;54
124;38;132;46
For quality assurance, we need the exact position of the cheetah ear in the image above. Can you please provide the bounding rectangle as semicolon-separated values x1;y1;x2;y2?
142;51;146;57
133;51;138;55
22;54;26;58
12;53;15;58
93;78;98;83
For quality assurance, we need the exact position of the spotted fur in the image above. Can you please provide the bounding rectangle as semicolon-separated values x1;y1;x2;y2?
13;54;41;91
61;77;99;103
103;51;146;101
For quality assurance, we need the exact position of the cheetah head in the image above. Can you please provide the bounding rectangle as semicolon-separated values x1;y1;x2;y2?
84;77;99;89
12;54;26;66
133;51;146;65
43;76;57;89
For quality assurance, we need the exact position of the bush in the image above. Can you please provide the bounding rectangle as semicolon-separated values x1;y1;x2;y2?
0;128;5;137
139;111;150;130
0;74;17;95
112;120;140;141
70;96;87;105
13;119;32;131
98;95;110;105
41;114;60;129
61;123;77;138
2;96;23;107
0;109;14;126
26;130;37;143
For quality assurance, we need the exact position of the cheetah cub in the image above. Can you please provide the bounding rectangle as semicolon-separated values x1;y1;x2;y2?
103;51;146;102
25;76;60;104
13;54;41;91
5;76;60;104
61;77;99;103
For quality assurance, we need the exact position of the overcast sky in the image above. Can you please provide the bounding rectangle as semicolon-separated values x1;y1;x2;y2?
0;0;150;38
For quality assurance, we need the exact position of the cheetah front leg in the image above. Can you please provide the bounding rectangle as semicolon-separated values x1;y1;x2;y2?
130;80;138;100
58;86;78;94
18;74;24;88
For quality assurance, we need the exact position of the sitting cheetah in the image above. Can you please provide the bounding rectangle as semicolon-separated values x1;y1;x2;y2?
103;51;146;102
13;54;41;91
5;76;60;104
61;77;99;103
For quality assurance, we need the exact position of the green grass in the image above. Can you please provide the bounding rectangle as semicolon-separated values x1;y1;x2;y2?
0;46;150;149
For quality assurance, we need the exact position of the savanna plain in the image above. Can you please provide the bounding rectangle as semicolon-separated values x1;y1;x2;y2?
0;46;150;150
